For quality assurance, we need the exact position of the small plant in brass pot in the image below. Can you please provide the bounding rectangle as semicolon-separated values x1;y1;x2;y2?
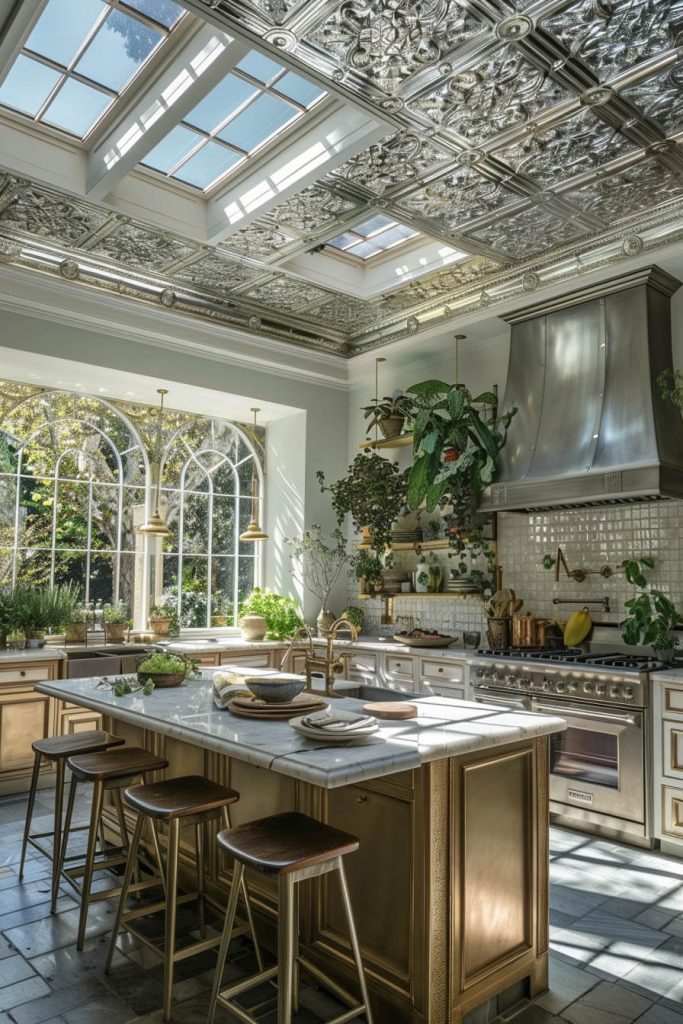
103;602;130;644
149;600;177;638
137;651;194;689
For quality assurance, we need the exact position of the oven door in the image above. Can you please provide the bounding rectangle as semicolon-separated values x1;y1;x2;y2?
473;686;531;712
533;698;645;823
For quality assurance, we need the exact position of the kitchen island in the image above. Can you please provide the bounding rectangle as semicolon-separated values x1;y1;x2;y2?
36;673;565;1024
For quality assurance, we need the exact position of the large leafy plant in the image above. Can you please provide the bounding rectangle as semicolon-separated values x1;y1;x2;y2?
621;557;682;650
238;588;303;640
317;451;407;557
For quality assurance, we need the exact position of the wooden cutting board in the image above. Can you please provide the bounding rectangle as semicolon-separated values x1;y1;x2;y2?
362;702;417;720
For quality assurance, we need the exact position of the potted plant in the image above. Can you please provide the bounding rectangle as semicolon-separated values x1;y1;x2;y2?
14;583;81;647
137;651;194;689
342;605;365;633
5;627;25;651
317;451;407;559
362;390;416;439
210;595;230;628
352;550;384;595
149;600;177;638
65;606;94;644
287;526;350;636
238;588;304;641
103;602;129;644
621;558;683;663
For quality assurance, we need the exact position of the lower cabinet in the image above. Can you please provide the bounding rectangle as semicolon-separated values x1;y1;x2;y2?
55;700;103;737
0;658;62;794
653;677;683;854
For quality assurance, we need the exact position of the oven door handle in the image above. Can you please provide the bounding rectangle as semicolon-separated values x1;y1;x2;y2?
533;701;638;728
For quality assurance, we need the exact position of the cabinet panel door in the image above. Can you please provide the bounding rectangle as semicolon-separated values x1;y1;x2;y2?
664;684;683;717
662;785;683;840
219;652;272;668
58;702;102;736
0;688;52;771
663;721;683;781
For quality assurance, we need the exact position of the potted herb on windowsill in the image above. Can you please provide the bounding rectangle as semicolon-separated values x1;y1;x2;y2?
103;602;130;644
621;558;683;663
65;606;94;644
149;600;177;638
239;589;304;641
362;390;416;440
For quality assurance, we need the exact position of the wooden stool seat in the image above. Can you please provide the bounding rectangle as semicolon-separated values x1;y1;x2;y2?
32;730;124;760
67;747;168;782
217;811;359;875
125;775;239;820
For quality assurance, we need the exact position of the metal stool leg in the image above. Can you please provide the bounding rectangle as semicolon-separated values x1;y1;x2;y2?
76;778;104;950
163;818;180;1023
277;872;295;1024
149;818;166;897
19;752;41;881
105;811;144;974
207;860;244;1024
195;822;206;939
337;860;373;1024
50;758;66;911
53;773;78;912
222;806;264;972
291;881;299;1014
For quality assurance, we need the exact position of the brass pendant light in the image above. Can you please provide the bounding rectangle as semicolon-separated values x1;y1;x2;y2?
137;388;172;538
239;407;268;543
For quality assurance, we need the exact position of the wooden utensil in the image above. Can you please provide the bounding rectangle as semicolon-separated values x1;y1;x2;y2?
362;702;417;720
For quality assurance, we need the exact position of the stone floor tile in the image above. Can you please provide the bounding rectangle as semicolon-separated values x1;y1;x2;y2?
662;914;683;938
3;902;116;958
62;993;134;1024
550;884;606;919
0;977;51;1013
535;956;599;1014
635;908;678;931
504;1005;565;1023
9;980;114;1024
561;1002;632;1024
28;935;127;989
0;953;36;988
577;979;652;1019
99;959;165;1016
635;1006;683;1024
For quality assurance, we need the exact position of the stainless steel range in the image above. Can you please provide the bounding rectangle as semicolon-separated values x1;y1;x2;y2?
471;628;663;847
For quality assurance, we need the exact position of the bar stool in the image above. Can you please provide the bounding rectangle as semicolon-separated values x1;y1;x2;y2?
56;746;169;949
208;811;373;1024
19;730;125;907
105;775;263;1022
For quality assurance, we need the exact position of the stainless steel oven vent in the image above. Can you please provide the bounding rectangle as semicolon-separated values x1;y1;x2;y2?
481;266;683;512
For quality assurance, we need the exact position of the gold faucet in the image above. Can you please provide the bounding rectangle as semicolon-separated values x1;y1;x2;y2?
282;618;358;698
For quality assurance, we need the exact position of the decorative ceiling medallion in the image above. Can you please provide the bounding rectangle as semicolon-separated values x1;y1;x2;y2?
58;259;79;280
160;289;176;307
264;29;297;49
0;237;21;262
622;235;644;256
496;15;533;41
522;271;540;291
580;86;614;107
248;315;263;330
479;290;491;306
406;316;419;333
457;149;485;166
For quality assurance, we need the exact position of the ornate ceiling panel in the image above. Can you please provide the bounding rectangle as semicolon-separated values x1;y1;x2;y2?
2;0;683;355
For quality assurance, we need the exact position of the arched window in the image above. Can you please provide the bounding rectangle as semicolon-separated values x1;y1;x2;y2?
159;417;262;628
0;391;146;610
159;417;262;626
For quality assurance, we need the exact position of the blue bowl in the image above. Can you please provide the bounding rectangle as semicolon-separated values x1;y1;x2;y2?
245;674;306;704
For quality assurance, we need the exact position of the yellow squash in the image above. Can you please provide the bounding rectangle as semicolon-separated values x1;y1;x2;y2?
564;607;593;647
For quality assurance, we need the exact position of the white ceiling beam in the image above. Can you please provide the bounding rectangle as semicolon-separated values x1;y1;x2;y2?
205;103;387;245
0;0;45;87
85;23;251;202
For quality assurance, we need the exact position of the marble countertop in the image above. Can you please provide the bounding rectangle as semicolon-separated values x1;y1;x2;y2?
36;673;565;789
0;647;66;662
160;635;475;660
651;668;683;682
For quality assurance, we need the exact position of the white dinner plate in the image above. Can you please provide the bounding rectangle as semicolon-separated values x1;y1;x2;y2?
289;715;379;743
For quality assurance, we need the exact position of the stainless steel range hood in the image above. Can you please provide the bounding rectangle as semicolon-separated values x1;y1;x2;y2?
481;266;683;513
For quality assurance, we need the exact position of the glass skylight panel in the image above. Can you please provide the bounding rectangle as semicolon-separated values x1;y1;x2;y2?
327;216;420;261
0;0;184;138
141;47;328;192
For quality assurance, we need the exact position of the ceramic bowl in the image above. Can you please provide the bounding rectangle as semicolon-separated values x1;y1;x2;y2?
245;673;306;704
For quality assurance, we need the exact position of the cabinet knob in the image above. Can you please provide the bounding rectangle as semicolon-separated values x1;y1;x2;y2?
356;795;368;804
20;670;26;677
438;667;444;673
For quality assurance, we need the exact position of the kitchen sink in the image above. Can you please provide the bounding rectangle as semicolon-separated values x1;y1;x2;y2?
65;646;151;678
335;683;421;702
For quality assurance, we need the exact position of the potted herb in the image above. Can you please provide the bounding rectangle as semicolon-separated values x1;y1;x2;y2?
352;550;384;595
5;627;25;651
621;558;683;663
137;651;193;688
65;606;94;644
238;589;303;641
103;602;130;644
362;390;416;439
317;451;407;559
16;584;81;646
287;526;349;636
342;605;365;633
149;600;177;638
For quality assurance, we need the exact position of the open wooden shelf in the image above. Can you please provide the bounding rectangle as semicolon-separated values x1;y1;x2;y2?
358;591;483;601
357;538;451;552
359;433;413;450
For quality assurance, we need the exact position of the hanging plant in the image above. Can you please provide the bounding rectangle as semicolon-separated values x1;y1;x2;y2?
317;451;407;558
404;379;516;570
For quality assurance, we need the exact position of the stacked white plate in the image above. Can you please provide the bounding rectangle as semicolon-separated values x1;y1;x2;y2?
446;579;482;594
290;709;379;742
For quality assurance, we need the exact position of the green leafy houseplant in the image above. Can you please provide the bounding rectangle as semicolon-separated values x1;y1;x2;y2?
317;451;407;558
103;601;129;624
352;550;384;594
137;651;195;688
149;599;179;637
362;390;417;439
342;605;365;632
404;379;516;572
621;557;682;660
238;588;303;641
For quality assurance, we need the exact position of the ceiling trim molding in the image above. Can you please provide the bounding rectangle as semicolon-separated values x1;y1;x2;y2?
0;264;351;390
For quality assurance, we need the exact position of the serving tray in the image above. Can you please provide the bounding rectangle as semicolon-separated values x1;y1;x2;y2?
392;634;458;648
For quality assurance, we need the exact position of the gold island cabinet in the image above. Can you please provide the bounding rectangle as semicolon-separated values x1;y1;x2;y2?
36;675;562;1024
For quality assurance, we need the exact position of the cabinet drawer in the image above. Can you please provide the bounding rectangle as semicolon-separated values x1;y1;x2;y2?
384;655;415;677
663;683;683;717
424;682;466;701
420;659;465;684
346;652;377;674
663;720;683;781
0;662;58;686
219;653;271;668
662;785;683;840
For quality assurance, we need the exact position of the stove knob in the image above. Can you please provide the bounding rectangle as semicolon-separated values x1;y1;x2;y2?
555;681;565;693
583;681;594;694
540;679;550;691
595;683;606;697
506;674;517;686
520;676;531;688
624;686;634;701
567;680;578;694
609;685;621;699
475;668;485;679
494;672;505;683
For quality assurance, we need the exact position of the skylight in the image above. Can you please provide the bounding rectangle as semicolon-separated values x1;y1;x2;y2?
326;215;420;260
0;0;184;139
141;49;327;192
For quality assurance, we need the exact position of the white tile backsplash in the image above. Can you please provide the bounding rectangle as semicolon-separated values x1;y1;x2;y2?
346;500;683;640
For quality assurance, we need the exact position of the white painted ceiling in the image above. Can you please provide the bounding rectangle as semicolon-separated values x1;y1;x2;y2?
0;0;683;357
